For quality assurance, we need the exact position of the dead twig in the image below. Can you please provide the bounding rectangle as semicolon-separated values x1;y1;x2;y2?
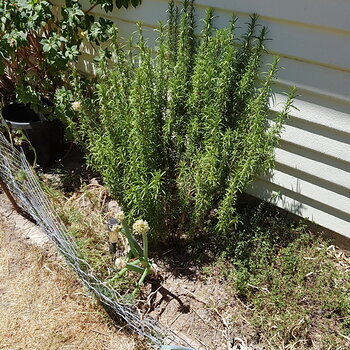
247;283;270;293
192;309;220;332
214;308;229;329
180;287;207;305
167;312;183;328
338;332;350;342
90;329;110;337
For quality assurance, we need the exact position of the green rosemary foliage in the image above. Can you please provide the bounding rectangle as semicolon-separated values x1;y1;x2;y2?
64;1;295;239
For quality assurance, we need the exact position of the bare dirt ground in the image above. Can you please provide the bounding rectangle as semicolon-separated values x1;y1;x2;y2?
0;192;138;350
142;265;260;350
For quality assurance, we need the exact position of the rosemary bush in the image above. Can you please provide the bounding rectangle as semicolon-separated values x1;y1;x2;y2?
61;1;295;239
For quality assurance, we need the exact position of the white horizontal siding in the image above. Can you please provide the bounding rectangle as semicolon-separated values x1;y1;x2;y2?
53;1;350;239
280;120;349;161
257;169;349;215
194;0;350;33
274;148;350;190
247;179;350;238
271;95;350;133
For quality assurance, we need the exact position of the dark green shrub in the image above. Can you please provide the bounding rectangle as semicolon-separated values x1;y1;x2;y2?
60;0;295;239
0;0;141;110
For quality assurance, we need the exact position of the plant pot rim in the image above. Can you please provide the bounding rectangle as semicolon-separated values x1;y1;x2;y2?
2;102;50;129
5;119;48;130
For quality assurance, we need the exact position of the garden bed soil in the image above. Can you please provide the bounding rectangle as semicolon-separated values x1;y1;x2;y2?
141;265;260;350
4;148;349;350
39;167;264;349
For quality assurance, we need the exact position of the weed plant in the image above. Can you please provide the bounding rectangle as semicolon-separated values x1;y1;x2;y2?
204;203;350;349
46;182;136;294
58;1;296;240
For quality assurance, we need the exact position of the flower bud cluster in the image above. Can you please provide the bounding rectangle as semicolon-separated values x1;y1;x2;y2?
72;101;81;111
132;219;150;235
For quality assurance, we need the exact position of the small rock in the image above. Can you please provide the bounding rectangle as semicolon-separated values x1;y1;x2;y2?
108;200;121;215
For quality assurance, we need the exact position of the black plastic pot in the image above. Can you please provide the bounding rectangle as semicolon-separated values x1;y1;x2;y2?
2;103;65;167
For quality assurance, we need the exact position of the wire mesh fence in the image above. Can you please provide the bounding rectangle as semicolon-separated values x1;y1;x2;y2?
0;130;194;350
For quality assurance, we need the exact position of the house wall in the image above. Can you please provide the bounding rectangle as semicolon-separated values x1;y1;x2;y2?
54;0;350;238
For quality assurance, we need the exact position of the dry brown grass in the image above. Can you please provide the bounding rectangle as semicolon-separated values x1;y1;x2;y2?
0;196;139;350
